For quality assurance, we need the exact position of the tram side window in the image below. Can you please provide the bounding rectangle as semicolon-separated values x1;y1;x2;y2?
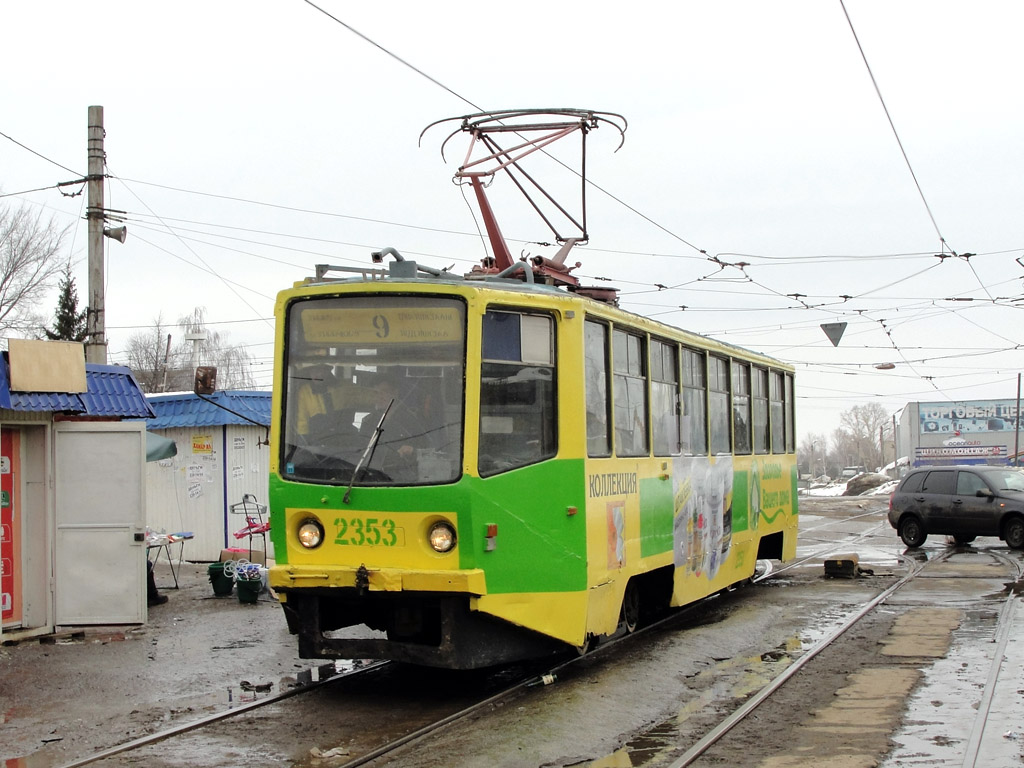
732;361;751;455
785;373;795;453
708;355;731;454
752;366;769;454
584;321;611;457
478;310;556;476
651;339;681;456
613;329;648;457
681;348;708;455
769;370;785;453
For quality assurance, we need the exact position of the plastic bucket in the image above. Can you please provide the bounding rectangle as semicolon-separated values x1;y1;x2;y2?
208;562;234;596
236;575;262;604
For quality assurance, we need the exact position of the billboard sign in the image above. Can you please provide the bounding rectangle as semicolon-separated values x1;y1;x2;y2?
919;400;1021;436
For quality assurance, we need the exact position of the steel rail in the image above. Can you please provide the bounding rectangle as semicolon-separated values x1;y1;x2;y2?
960;550;1023;768
334;672;541;768
664;548;948;768
53;543;762;768
799;506;890;533
55;662;389;768
57;504;901;768
331;512;915;767
755;520;891;583
332;584;734;767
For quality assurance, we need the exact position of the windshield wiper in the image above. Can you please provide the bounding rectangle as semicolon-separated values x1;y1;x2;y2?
343;400;393;505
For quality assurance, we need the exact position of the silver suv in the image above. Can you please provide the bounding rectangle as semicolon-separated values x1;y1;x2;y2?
887;465;1024;549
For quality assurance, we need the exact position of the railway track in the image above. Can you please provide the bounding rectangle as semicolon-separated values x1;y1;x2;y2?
53;502;883;768
56;503;1022;768
671;545;1024;768
959;550;1022;767
55;662;391;768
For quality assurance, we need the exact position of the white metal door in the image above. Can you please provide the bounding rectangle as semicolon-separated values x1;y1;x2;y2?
55;422;146;625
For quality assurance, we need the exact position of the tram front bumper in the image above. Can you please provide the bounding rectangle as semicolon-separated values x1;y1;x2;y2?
269;564;487;595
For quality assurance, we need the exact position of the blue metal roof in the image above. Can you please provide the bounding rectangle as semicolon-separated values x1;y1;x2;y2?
146;391;271;429
80;366;158;418
0;353;154;418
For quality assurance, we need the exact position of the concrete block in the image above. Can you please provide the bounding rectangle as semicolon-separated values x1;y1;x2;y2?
824;553;859;578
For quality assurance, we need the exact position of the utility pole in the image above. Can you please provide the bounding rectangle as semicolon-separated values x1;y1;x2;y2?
160;333;172;392
85;105;107;364
893;413;899;475
879;425;885;470
1016;373;1021;467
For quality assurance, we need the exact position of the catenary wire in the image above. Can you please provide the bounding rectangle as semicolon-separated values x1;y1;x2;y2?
0;128;82;177
838;0;949;253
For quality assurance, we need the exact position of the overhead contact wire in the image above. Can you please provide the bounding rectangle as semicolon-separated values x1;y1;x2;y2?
838;0;948;252
299;0;483;112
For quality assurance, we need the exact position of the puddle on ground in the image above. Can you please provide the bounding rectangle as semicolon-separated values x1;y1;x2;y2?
575;593;1024;768
575;604;861;768
576;639;803;767
5;657;377;767
879;598;1024;767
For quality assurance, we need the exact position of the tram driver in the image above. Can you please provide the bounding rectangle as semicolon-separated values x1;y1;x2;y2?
360;375;433;479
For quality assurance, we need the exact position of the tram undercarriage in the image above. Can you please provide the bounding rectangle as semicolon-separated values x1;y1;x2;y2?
280;589;566;670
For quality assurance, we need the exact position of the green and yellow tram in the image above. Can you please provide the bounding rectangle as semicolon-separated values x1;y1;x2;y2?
267;257;797;669
267;109;797;669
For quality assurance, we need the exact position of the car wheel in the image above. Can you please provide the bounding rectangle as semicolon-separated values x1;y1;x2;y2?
1003;516;1024;550
898;516;927;548
953;534;976;545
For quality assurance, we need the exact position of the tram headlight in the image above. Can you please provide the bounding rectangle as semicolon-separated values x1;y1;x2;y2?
428;521;457;553
297;518;325;549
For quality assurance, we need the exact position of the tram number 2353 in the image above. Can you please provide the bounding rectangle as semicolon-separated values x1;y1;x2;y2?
333;517;402;547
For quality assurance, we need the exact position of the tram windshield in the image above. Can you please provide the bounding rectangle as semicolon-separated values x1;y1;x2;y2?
281;295;465;486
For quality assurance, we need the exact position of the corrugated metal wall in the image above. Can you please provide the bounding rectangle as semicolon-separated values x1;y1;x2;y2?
145;425;270;562
224;427;273;560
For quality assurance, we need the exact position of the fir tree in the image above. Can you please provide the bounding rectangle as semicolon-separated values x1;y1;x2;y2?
45;264;88;342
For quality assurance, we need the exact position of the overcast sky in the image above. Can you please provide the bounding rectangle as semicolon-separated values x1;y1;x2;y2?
3;1;1022;446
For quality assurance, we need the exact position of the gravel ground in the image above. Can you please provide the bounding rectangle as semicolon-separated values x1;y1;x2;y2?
0;561;305;766
6;497;1017;768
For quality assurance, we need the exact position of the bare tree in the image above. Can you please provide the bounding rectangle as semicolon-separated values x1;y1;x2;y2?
123;313;179;392
124;308;256;393
834;403;892;471
0;203;70;337
799;432;829;478
177;308;256;391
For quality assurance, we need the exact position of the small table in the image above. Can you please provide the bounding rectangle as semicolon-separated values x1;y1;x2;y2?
146;532;194;589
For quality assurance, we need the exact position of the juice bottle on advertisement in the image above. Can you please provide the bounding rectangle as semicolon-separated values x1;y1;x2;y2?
720;460;733;557
749;460;761;531
673;476;692;569
692;497;705;577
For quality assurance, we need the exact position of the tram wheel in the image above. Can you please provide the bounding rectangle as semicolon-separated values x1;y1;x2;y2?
576;634;595;656
621;582;640;634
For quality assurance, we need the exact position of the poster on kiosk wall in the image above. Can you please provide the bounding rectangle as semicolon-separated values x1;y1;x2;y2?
1;430;20;626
